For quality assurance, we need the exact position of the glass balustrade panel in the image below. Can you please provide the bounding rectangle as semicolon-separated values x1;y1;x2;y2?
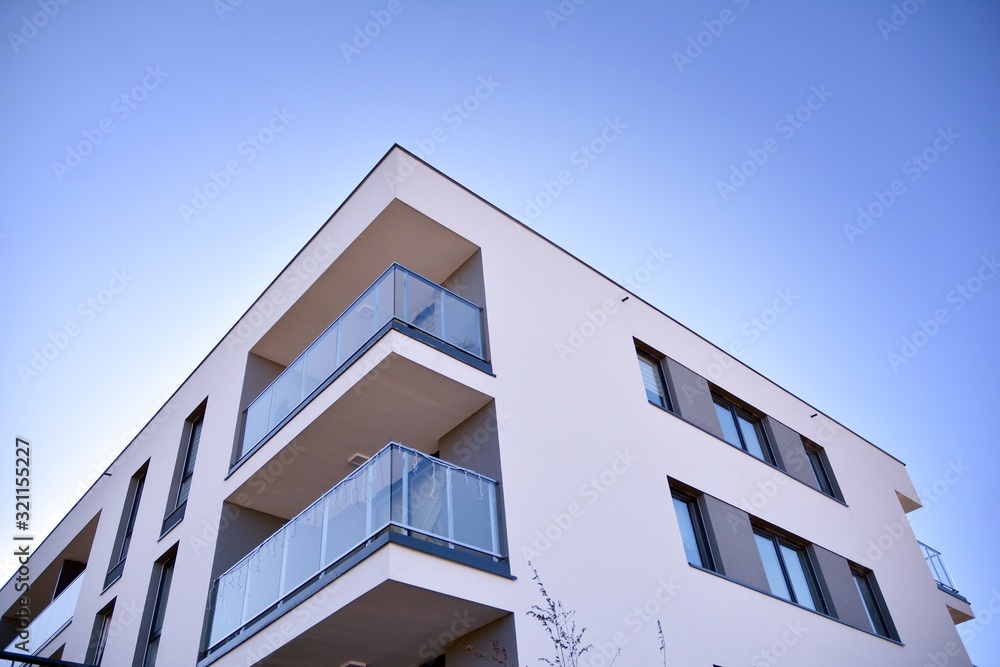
302;323;340;398
210;561;249;647
242;388;273;455
267;358;305;430
323;477;369;566
242;532;284;622
339;290;380;357
281;503;324;597
404;453;450;538
403;275;441;338
442;291;483;357
450;471;498;553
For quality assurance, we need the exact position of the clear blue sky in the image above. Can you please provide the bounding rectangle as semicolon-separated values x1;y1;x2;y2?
2;1;997;663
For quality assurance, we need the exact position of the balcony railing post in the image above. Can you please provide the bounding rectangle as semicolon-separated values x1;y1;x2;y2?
446;468;455;544
239;567;252;637
439;289;447;343
402;270;410;322
400;447;409;528
490;484;500;556
318;495;329;575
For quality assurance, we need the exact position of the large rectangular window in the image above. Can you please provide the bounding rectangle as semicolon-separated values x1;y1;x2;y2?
753;530;825;613
671;493;714;570
852;567;896;639
636;349;671;411
142;557;175;667
713;394;773;464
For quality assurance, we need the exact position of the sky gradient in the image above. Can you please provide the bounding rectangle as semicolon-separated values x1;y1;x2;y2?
2;1;998;663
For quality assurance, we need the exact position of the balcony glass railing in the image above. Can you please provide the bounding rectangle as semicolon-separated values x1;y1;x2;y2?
238;264;485;459
208;443;500;650
1;571;84;666
919;541;960;595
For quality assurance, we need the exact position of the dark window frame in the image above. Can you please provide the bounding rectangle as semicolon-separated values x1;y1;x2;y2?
86;599;115;665
176;413;203;508
851;566;898;640
753;528;827;614
120;476;145;560
802;439;843;501
162;402;208;536
713;393;775;464
636;347;673;412
106;464;148;588
139;555;176;667
671;491;715;571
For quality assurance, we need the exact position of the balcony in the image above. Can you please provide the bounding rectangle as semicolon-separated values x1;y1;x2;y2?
238;264;487;462
920;541;962;597
1;571;84;667
920;541;974;624
207;443;501;654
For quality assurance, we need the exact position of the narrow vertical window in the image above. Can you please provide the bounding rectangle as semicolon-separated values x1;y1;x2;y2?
637;350;671;410
713;395;773;464
142;557;175;667
753;531;825;613
108;466;148;587
671;494;714;570
176;414;203;507
852;567;895;639
87;601;115;665
802;439;841;500
120;474;145;561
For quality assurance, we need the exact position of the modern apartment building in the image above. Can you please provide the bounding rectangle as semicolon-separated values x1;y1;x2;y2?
1;146;975;666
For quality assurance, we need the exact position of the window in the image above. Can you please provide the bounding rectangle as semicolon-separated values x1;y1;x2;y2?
753;530;825;613
713;395;773;464
87;601;115;665
176;414;203;507
120;474;145;561
637;350;671;411
671;493;714;570
802;439;840;499
107;466;147;587
142;557;175;667
852;567;895;639
163;405;207;536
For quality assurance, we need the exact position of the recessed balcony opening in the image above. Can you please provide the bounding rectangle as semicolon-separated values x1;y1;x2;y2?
224;354;500;522
206;359;508;659
235;263;490;465
206;443;503;654
233;199;491;460
0;513;98;661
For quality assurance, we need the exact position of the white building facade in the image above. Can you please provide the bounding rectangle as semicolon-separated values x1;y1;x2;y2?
1;147;975;666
